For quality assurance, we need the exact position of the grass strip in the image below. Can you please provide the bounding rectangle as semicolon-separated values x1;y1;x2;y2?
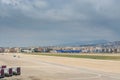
26;53;120;60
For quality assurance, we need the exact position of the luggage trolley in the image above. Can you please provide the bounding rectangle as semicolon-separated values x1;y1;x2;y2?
3;68;13;77
0;68;4;78
12;67;21;75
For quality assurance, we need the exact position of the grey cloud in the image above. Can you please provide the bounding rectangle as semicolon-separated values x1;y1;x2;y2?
0;0;120;46
0;0;120;21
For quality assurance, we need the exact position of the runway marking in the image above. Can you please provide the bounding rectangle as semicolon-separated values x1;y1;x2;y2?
66;74;102;80
104;74;120;80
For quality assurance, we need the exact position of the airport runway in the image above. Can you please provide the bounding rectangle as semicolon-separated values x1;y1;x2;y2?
0;53;120;80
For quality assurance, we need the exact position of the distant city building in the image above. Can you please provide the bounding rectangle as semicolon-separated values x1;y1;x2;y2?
0;47;4;53
0;41;120;53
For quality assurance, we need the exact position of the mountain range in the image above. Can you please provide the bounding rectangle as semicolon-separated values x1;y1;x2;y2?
59;40;120;47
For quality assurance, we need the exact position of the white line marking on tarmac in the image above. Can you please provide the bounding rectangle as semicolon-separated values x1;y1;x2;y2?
67;74;102;80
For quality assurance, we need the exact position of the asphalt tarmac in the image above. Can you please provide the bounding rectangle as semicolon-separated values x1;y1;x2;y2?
0;53;120;80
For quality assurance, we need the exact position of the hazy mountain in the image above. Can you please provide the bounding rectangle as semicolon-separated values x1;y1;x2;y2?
59;40;109;46
101;41;120;48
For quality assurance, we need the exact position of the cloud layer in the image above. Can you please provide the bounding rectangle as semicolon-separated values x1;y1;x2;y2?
0;0;120;47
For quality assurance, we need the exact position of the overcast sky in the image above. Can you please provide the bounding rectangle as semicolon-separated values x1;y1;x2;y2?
0;0;120;47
